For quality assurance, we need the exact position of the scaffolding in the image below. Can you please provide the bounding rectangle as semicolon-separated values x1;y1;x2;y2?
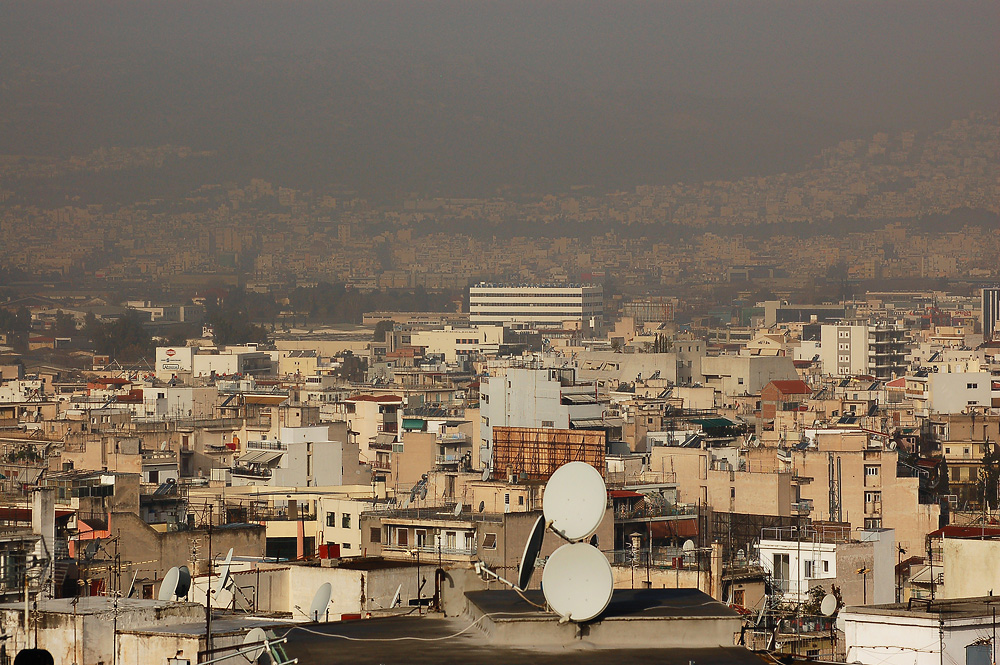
492;427;605;481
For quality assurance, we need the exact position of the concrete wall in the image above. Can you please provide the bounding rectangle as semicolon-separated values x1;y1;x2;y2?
0;599;204;665
942;538;1000;599
106;512;266;590
842;610;999;665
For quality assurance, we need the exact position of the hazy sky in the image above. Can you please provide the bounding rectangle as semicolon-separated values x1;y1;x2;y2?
2;1;997;199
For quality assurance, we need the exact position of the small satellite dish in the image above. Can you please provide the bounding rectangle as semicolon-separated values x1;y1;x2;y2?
401;496;411;510
478;501;485;513
820;593;837;616
682;539;696;553
516;515;546;591
453;503;463;516
420;484;428;500
481;468;490;482
541;542;614;622
158;567;180;601
176;565;191;598
309;582;333;622
216;548;234;594
243;627;267;662
391;584;402;608
160;441;168;451
543;461;607;542
84;539;100;560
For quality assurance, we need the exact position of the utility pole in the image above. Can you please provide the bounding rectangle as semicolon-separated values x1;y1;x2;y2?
206;516;213;654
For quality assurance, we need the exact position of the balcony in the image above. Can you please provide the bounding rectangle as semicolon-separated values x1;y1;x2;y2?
383;543;476;558
791;499;813;515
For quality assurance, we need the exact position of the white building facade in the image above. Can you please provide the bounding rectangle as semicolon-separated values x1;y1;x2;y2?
469;283;603;329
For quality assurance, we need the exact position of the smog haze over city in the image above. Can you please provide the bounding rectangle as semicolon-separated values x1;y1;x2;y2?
3;1;997;201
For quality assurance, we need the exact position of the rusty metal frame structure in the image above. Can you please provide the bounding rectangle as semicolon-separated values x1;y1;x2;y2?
492;426;605;481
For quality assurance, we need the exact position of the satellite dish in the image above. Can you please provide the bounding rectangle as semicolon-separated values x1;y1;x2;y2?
453;503;463;516
176;565;191;598
541;542;614;622
516;515;546;591
158;567;180;601
401;496;411;510
84;539;100;560
420;484;428;500
160;441;168;451
543;462;607;542
126;571;138;598
391;584;402;608
243;627;267;662
478;501;485;513
682;539;696;553
481;468;490;482
820;593;837;616
216;548;234;594
309;582;333;622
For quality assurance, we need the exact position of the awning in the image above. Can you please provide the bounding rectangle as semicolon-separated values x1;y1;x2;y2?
239;450;283;465
649;518;699;539
374;433;397;445
570;418;606;429
563;394;598;404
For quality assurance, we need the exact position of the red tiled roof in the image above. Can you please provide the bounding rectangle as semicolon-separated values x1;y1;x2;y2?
650;518;698;539
767;380;812;394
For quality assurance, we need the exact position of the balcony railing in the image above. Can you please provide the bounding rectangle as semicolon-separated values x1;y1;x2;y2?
383;543;476;557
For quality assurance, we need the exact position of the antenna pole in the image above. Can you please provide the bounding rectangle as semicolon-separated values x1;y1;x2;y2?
206;516;213;653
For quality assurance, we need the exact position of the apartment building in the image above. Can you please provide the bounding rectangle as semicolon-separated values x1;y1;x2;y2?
479;363;604;468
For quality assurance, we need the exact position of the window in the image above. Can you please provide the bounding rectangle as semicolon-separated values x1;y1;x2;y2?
541;420;554;428
396;529;408;546
518;495;524;505
504;493;510;505
730;488;736;499
415;530;427;547
865;518;882;529
369;527;382;543
343;543;351;550
865;465;880;476
342;513;351;529
733;589;745;606
326;513;337;527
483;533;497;549
968;383;978;389
737;378;744;385
823;560;829;573
804;560;814;578
945;447;951;454
865;492;881;503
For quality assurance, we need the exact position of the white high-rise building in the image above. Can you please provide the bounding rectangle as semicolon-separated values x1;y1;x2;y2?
469;283;603;329
981;287;1000;341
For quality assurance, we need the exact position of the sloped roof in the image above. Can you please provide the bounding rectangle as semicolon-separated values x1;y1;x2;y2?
767;380;812;395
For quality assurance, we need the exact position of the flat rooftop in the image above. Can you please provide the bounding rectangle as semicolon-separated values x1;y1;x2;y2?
845;596;1000;619
280;614;767;665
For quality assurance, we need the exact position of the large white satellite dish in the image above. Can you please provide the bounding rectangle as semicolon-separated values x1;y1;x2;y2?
543;461;607;542
216;547;234;594
158;566;180;601
516;514;546;591
243;627;267;662
309;582;333;622
820;593;838;616
682;539;696;553
541;542;614;622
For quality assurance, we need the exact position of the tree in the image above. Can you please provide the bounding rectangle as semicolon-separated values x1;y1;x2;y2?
54;310;77;337
89;311;154;361
372;320;394;343
977;443;1000;509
